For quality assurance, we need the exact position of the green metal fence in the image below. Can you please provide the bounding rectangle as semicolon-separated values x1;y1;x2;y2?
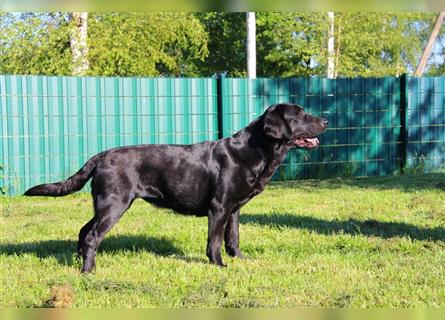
0;76;218;195
407;77;445;171
1;75;444;195
220;77;402;179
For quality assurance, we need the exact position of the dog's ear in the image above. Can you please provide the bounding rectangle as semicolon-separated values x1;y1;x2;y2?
262;105;293;140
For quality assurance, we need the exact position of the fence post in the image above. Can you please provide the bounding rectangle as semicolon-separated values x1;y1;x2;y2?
399;74;408;174
216;73;225;139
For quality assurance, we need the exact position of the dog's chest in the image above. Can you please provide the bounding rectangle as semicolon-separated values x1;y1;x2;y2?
234;160;280;208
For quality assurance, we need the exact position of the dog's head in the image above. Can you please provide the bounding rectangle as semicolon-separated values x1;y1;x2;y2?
262;103;328;149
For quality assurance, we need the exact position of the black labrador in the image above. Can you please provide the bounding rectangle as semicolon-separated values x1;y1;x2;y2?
25;103;328;272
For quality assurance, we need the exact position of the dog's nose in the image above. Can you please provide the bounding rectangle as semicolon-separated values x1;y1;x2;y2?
322;119;328;126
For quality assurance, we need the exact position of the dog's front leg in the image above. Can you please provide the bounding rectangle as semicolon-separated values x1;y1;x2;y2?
224;209;244;258
206;200;230;267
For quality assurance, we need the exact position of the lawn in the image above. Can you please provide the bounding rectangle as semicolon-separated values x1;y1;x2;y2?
1;174;444;307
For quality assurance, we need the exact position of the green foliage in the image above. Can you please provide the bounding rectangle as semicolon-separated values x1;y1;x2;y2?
194;12;330;77
256;12;328;77
426;61;445;76
195;12;247;77
0;12;443;77
403;153;428;175
0;12;208;77
87;13;208;76
256;12;443;77
0;13;73;75
332;13;443;77
205;12;443;77
196;12;444;77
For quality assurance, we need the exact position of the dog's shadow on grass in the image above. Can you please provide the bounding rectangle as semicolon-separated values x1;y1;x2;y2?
3;216;443;268
0;235;185;266
241;214;445;243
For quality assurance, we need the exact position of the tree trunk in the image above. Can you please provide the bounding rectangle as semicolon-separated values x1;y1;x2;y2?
246;12;256;78
414;12;444;77
70;12;89;76
327;12;335;79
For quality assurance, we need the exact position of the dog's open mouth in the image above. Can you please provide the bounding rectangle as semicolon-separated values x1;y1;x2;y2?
294;137;320;149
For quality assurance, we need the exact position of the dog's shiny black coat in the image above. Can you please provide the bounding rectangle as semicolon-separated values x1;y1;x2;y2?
25;103;327;272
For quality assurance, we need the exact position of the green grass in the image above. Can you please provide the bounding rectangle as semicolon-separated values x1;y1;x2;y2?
1;174;444;307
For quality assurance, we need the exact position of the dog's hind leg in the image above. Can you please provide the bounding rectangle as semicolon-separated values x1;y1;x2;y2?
77;217;95;259
78;195;132;273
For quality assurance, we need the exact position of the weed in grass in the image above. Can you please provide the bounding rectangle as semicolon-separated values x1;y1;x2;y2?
332;292;353;307
181;277;229;307
45;284;75;308
223;298;274;308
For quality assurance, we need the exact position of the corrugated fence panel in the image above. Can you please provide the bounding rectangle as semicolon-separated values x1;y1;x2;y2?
1;75;444;195
221;77;402;180
0;75;218;195
407;77;445;170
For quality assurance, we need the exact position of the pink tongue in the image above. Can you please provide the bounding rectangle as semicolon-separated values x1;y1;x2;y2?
294;137;320;148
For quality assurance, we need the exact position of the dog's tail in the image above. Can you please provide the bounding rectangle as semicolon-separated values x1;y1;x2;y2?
24;153;102;197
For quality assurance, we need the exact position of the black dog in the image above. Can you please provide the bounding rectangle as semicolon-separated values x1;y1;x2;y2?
25;103;327;272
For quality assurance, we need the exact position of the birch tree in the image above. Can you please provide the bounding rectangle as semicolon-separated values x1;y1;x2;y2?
70;12;89;76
